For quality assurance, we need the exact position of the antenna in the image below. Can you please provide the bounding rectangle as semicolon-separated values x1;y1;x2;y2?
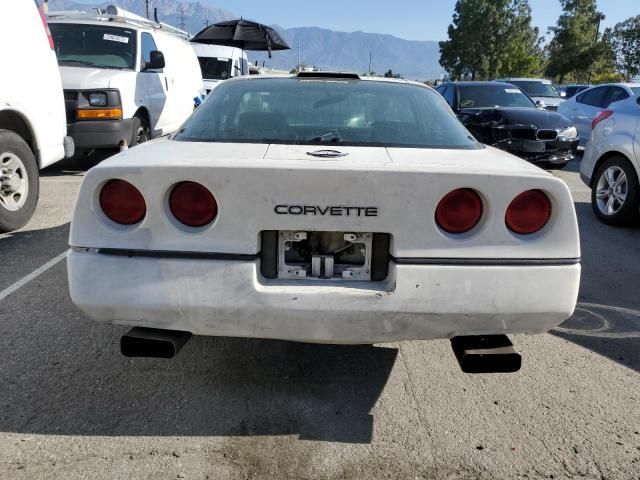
145;0;149;19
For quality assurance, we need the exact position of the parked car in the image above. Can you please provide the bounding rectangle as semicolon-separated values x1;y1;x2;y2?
558;83;640;147
563;84;590;99
0;0;73;232
580;94;640;226
495;78;564;110
435;81;579;168
47;6;203;153
191;43;248;94
67;73;581;373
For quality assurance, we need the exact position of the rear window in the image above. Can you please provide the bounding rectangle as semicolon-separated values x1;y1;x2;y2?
50;23;136;70
175;78;480;149
198;56;233;80
508;80;560;98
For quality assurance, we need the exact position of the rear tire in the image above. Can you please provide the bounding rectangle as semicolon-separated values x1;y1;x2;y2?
130;115;150;147
0;130;39;233
591;155;640;226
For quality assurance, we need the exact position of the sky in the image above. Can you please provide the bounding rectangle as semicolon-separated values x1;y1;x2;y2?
76;0;639;41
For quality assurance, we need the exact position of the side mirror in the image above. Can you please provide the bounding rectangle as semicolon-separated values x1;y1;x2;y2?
536;100;546;109
145;50;165;70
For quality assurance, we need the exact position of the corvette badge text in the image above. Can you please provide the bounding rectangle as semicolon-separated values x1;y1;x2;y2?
275;205;378;217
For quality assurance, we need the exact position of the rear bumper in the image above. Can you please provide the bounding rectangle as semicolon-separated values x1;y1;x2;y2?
67;119;134;149
68;250;581;344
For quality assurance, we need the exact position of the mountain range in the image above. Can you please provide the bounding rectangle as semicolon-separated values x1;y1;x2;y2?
47;0;444;80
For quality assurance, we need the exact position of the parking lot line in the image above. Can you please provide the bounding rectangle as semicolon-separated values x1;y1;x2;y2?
0;251;68;302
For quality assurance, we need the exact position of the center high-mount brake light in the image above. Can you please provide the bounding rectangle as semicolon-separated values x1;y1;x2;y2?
435;188;483;234
592;110;613;129
505;190;551;235
169;182;218;227
99;179;146;225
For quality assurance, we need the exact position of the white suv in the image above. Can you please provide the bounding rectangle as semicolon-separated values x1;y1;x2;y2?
0;0;73;232
47;6;203;153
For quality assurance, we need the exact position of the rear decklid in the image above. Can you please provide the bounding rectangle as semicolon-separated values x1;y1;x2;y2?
70;139;580;260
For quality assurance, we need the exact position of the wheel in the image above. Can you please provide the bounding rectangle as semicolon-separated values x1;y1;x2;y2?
130;115;150;147
591;155;640;226
0;130;39;233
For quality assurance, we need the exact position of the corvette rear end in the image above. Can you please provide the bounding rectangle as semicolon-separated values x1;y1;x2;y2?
67;74;581;371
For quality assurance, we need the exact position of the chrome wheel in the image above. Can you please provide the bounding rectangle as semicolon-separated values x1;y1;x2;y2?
0;151;29;212
595;166;627;216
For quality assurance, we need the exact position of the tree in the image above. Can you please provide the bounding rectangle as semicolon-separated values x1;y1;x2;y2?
439;0;542;80
604;15;640;81
384;69;403;79
545;0;606;83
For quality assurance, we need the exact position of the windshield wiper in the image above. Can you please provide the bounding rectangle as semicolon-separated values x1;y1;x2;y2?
59;60;127;70
310;129;342;143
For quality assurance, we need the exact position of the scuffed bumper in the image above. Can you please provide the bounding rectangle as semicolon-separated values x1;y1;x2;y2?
67;250;581;344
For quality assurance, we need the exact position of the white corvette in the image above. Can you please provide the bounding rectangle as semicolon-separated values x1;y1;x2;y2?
68;73;581;372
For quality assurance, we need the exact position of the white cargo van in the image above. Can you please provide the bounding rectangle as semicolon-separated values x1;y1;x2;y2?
47;6;203;152
191;43;248;93
0;0;73;232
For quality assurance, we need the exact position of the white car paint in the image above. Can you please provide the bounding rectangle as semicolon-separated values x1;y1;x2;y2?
48;12;203;146
68;75;581;344
559;83;640;147
191;43;248;93
0;1;70;169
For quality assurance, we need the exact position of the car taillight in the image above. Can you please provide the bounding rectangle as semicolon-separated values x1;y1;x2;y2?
435;188;483;234
592;110;613;129
37;6;54;50
99;180;146;225
505;190;551;235
169;182;218;227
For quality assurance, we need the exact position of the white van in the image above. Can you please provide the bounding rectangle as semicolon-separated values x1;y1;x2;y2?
47;6;203;152
0;0;73;232
191;43;248;93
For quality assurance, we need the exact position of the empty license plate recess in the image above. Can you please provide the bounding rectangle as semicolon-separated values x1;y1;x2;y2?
259;231;390;281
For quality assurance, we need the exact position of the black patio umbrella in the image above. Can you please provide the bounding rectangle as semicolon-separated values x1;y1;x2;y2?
191;19;290;70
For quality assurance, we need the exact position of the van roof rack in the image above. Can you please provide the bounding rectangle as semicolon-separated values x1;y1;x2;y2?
46;5;191;40
296;72;360;80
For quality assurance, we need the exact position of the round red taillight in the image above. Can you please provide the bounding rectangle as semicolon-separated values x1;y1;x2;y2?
99;179;146;225
435;188;483;234
505;190;551;235
169;181;218;227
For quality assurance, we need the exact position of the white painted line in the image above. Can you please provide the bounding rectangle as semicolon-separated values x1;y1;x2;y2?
0;251;68;302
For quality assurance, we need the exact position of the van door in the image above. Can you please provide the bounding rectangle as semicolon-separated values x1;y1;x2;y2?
137;31;167;135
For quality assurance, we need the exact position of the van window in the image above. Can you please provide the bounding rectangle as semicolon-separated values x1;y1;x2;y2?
442;86;455;108
197;57;233;80
50;23;136;70
140;32;158;68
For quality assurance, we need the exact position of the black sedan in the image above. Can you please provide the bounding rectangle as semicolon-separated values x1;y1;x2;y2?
435;81;579;168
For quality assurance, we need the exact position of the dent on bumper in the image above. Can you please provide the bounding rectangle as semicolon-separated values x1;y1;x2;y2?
67;250;581;344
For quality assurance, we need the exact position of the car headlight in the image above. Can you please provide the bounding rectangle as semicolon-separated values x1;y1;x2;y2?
88;92;108;107
558;126;578;140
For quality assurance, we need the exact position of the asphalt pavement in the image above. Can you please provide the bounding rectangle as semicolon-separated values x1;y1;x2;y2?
0;153;638;480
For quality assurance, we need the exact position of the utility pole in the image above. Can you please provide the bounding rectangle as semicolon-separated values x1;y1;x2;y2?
177;4;186;31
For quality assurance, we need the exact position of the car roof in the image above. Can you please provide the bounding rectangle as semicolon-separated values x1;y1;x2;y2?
498;78;549;82
48;17;150;32
224;74;430;89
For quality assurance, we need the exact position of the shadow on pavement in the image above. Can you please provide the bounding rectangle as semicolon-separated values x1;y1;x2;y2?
0;223;70;292
41;150;116;177
552;202;640;372
0;268;398;443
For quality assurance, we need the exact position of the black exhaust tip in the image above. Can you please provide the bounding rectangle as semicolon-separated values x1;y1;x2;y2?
121;327;192;358
450;335;521;374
